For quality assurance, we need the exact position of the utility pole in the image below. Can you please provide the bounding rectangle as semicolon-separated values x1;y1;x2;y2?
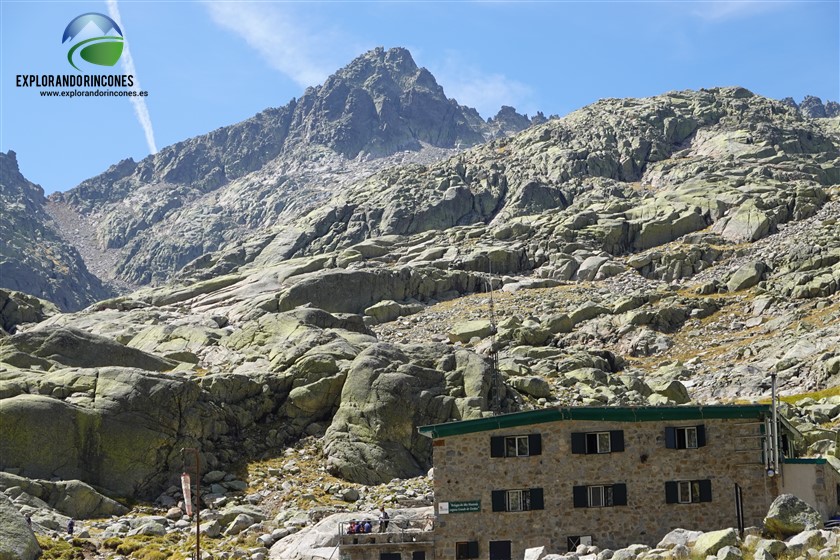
182;447;201;560
486;258;501;415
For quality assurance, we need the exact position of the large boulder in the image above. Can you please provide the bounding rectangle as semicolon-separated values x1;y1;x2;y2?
691;528;738;557
323;343;493;484
727;261;767;292
0;472;127;518
764;494;822;536
0;493;40;560
0;325;176;371
0;367;230;499
449;320;493;343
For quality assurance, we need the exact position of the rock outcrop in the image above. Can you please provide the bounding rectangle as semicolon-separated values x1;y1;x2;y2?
0;150;112;311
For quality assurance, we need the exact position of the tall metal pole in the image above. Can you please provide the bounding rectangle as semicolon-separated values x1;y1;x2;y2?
183;448;201;560
771;372;779;475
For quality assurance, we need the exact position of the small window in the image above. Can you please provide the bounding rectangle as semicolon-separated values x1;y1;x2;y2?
380;554;401;560
456;542;479;559
492;488;544;512
588;485;613;507
573;484;627;508
490;434;542;457
506;436;529;457
678;481;700;503
665;480;712;504
585;432;611;453
412;552;425;560
571;431;624;454
567;536;592;552
665;425;706;449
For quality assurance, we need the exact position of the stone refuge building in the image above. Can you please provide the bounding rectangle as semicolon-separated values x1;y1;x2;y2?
407;405;840;560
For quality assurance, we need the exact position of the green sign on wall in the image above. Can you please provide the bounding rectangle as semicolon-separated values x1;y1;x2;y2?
448;500;481;513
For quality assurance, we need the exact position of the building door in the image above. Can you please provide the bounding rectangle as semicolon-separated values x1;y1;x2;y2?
489;540;512;560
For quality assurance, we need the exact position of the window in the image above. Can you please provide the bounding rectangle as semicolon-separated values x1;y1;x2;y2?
573;484;627;507
489;541;512;560
665;480;712;504
567;536;592;552
380;554;401;560
490;434;542;457
506;436;529;457
412;552;425;560
492;488;545;512
456;542;479;559
571;431;624;454
665;425;706;449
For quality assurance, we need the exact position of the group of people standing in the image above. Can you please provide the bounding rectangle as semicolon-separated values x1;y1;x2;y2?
347;506;389;535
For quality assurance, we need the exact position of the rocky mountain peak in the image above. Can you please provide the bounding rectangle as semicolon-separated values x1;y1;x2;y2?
779;95;840;118
289;46;487;158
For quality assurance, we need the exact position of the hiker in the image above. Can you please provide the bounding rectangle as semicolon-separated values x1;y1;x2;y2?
67;519;75;535
378;506;389;532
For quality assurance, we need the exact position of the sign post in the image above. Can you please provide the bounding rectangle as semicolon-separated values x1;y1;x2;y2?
182;448;201;560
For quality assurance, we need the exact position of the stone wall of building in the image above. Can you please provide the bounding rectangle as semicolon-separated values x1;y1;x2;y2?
782;460;840;519
431;417;780;559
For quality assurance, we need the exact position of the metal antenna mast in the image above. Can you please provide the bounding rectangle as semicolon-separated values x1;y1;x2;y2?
487;257;501;415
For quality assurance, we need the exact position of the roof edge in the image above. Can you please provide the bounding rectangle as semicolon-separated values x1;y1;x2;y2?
418;405;771;439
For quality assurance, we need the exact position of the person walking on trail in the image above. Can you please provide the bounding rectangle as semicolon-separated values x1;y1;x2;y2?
378;506;389;533
67;519;75;535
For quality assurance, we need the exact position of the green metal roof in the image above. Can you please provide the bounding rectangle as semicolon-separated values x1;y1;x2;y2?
418;405;771;439
783;458;827;465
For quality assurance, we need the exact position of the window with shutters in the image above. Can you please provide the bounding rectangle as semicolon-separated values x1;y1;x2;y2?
665;480;712;504
492;488;545;512
571;431;624;454
489;540;512;560
665;425;706;449
490;434;542;457
456;542;479;559
573;484;627;508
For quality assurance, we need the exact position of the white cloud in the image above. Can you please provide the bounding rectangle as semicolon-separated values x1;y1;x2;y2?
429;53;536;119
689;1;790;22
204;2;358;88
106;0;158;154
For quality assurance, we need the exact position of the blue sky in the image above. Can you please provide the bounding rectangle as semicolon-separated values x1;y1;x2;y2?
1;1;838;195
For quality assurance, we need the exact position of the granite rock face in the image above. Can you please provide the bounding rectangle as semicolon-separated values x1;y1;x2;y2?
42;48;512;288
0;150;112;311
1;54;839;512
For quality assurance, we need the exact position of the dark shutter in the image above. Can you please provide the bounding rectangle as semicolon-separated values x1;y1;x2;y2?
571;432;586;454
612;483;627;506
467;541;479;558
412;552;426;560
528;433;542;456
491;436;505;457
698;479;712;502
665;481;679;504
696;425;707;447
610;430;625;452
491;490;506;512
489;541;511;560
573;485;588;508
529;488;544;510
665;427;677;449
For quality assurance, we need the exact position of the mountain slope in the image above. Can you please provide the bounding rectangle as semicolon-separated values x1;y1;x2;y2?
46;47;537;288
0;151;112;312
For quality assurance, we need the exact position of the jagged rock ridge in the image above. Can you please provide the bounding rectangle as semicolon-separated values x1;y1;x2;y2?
42;47;536;290
0;151;112;312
